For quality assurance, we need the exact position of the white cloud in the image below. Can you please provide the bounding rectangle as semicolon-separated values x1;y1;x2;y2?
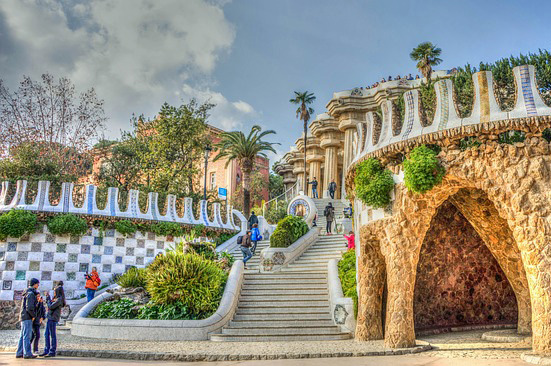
180;84;257;131
0;0;252;137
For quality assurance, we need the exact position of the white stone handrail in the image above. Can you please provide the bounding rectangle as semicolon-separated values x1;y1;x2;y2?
216;209;248;253
0;180;241;231
71;260;245;341
328;258;356;333
350;65;551;168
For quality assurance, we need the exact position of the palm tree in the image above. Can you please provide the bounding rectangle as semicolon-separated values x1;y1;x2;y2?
214;125;279;218
289;91;315;193
410;42;443;82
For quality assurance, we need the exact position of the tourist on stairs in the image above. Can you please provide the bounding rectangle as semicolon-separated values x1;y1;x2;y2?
16;278;39;359
251;223;262;255
247;211;258;230
41;282;65;358
308;177;319;198
328;180;337;199
324;202;335;235
344;231;355;250
240;231;253;269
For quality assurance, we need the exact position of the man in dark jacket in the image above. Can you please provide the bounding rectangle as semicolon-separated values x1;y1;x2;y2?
247;211;258;230
240;231;253;269
324;203;335;235
16;278;39;359
308;177;319;198
30;293;45;353
328;180;337;199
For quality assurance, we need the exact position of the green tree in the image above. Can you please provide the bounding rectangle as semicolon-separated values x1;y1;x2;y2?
214;125;278;218
410;42;442;81
269;173;284;199
290;91;315;192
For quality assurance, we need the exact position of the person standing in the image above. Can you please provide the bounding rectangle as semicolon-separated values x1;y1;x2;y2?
250;223;262;254
41;282;65;358
324;202;335;235
344;231;356;250
240;231;253;269
308;177;319;198
30;293;45;354
247;211;258;230
16;278;39;359
85;267;101;302
328;180;337;199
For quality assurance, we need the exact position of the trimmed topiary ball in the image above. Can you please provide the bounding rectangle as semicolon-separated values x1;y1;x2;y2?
403;145;445;194
47;214;88;236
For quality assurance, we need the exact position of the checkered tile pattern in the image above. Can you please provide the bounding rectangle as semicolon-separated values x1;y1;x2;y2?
0;226;175;300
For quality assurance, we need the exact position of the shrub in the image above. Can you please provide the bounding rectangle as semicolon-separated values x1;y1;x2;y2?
213;232;234;246
218;251;235;267
452;64;475;117
269;215;308;248
338;249;358;318
47;214;88;236
0;209;38;240
191;242;217;261
89;298;138;319
498;130;526;144
354;158;395;209
265;203;288;225
543;128;551;142
150;222;184;237
419;80;437;123
137;301;199;320
114;220;137;237
116;267;147;288
145;251;228;317
403;145;446;194
459;136;481;151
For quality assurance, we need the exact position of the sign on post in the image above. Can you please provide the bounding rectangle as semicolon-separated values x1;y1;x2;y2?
218;187;227;200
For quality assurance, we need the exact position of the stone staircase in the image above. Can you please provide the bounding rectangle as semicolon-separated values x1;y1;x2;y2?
313;199;349;234
211;234;349;341
228;239;270;273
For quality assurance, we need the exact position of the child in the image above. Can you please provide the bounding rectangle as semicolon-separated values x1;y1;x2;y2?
30;293;45;354
41;282;65;358
344;231;355;250
250;223;262;254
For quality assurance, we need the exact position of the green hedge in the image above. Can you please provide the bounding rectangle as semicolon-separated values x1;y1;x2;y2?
338;249;358;318
403;145;445;194
0;209;37;240
269;215;309;248
114;220;138;237
47;214;88;236
354;158;395;208
116;267;147;288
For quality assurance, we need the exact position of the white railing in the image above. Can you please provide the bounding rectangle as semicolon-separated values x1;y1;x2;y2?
262;181;299;218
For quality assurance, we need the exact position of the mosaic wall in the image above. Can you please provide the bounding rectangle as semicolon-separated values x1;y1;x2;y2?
0;225;177;301
413;201;518;330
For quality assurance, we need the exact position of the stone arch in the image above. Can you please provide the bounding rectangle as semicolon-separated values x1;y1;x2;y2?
357;137;551;352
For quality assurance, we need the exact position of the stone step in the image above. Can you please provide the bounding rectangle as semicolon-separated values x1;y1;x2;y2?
293;257;340;263
236;303;329;311
238;300;329;308
245;273;327;279
221;326;341;336
280;267;327;273
210;333;351;342
244;279;326;285
235;305;330;313
229;319;335;328
239;295;329;302
242;284;328;290
233;313;332;321
241;289;328;296
285;262;332;268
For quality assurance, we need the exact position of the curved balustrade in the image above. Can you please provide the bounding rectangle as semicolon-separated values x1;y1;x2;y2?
0;180;239;231
350;65;551;167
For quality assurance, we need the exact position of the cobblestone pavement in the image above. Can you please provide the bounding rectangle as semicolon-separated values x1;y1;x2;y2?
0;353;531;366
0;329;532;362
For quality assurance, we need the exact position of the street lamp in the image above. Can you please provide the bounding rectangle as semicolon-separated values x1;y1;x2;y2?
203;145;212;201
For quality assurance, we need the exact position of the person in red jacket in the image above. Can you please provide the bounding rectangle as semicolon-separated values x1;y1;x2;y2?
344;231;355;250
85;267;101;302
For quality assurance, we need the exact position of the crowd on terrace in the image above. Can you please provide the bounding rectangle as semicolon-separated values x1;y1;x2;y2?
366;73;419;89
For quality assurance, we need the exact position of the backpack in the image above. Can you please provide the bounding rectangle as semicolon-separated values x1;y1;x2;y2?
324;207;329;217
237;235;243;245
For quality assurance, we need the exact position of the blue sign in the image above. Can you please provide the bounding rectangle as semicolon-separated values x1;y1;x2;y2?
218;187;227;199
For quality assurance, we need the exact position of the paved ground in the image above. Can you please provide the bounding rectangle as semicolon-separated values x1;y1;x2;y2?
0;353;532;365
0;329;533;363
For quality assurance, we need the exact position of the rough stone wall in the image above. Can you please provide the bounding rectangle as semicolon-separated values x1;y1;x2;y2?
355;132;551;353
413;201;518;330
0;300;19;329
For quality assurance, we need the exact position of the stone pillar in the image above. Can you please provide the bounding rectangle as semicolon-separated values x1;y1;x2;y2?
305;136;323;199
338;112;364;199
323;146;338;198
310;115;343;199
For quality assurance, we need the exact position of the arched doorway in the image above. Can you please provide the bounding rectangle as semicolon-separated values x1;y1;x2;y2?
414;199;518;331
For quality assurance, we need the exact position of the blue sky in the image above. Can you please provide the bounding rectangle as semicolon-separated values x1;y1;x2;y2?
1;0;550;164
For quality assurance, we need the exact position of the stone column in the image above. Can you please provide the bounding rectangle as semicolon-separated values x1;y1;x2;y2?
338;112;365;199
306;136;323;198
311;115;343;199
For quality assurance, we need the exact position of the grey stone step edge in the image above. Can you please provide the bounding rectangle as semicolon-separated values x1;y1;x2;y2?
32;341;431;362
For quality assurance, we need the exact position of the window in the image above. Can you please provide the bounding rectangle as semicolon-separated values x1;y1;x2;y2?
210;172;216;190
